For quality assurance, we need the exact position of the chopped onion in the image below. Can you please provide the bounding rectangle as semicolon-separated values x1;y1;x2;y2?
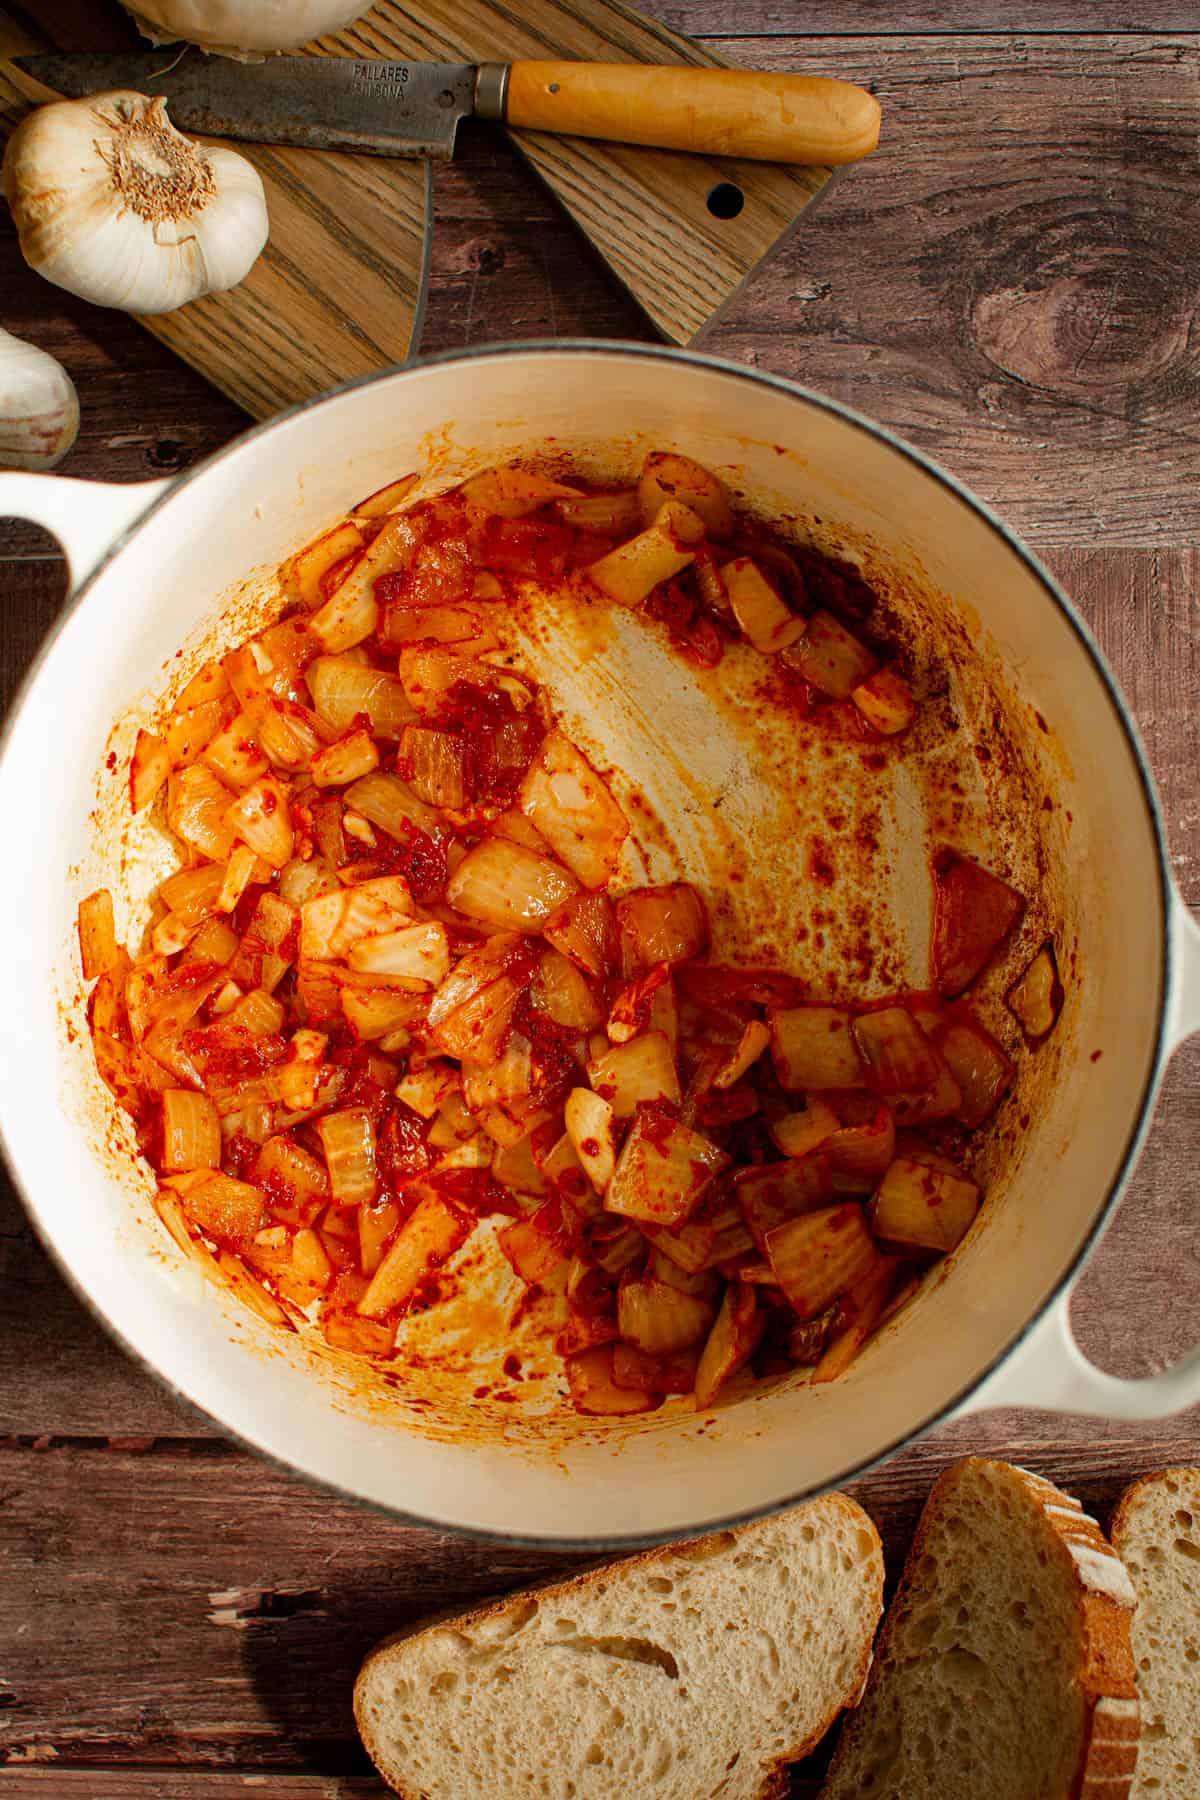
344;770;441;843
852;1006;941;1096
554;489;642;532
712;1018;770;1088
768;1005;865;1091
341;980;427;1043
938;1020;1014;1129
736;1157;830;1254
542;889;617;978
224;775;293;869
638;452;733;539
852;668;915;737
431;974;523;1065
306;655;413;739
77;889;120;979
285;518;363;610
617;1273;714;1354
461;464;580;518
348;920;450;987
615;883;708;974
770;1098;840;1158
811;1255;898;1385
534;948;603;1032
694;1283;762;1408
1006;943;1063;1040
721;556;804;653
764;1203;877;1320
158;863;224;926
518;730;629;887
164;698;227;769
586;502;705;606
587;1032;680;1118
130;727;169;814
869;1156;979;1252
564;1086;618;1191
309;513;422;652
317;1107;377;1208
161;1088;221;1173
447;838;578;931
782;610;877;699
605;1110;727;1228
565;1344;658;1415
357;1193;470;1318
401;724;470;811
180;1173;265;1249
351;474;420;519
167;764;237;862
931;851;1026;997
203;711;268;790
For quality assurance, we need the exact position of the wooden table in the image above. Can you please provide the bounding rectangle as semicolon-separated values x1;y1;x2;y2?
2;3;1198;1792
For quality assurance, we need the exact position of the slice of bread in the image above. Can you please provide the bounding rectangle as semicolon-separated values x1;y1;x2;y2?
1112;1467;1200;1798
821;1458;1140;1800
355;1496;884;1800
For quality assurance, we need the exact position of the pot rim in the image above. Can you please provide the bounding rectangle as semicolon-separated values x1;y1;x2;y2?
0;338;1176;1548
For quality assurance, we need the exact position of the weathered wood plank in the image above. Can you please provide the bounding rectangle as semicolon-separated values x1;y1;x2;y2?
2;31;1194;543
0;1429;1195;1776
0;1780;386;1798
2;36;1197;547
667;2;1198;33
696;35;1200;549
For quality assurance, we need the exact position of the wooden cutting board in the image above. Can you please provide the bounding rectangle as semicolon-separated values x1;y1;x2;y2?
0;1;835;419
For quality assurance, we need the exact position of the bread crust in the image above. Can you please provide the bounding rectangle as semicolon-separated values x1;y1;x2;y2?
355;1496;884;1800
822;1459;1140;1800
1110;1466;1200;1800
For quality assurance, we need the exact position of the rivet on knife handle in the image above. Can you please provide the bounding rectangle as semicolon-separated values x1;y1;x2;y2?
482;63;881;166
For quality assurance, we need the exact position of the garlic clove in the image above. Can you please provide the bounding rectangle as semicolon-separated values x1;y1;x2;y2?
0;328;80;472
123;1;372;56
1;92;269;316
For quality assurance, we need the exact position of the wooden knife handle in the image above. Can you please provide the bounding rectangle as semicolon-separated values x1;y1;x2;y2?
492;63;880;166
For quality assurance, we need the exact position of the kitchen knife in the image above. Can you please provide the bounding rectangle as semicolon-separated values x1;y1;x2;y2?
12;51;880;167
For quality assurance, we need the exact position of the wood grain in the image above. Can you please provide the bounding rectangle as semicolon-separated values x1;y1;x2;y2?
663;1;1198;31
0;0;836;417
697;34;1200;549
337;0;831;346
1;1429;1196;1780
2;35;1197;545
0;6;1197;1794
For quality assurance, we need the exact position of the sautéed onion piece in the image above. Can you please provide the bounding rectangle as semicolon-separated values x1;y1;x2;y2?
79;452;1059;1414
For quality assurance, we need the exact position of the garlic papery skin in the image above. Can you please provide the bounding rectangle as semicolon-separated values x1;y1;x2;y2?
124;1;372;55
0;329;79;471
1;92;269;316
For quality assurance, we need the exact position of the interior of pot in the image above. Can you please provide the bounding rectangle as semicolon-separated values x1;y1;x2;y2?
0;345;1168;1542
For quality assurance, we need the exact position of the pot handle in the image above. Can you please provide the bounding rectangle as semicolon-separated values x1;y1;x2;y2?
1167;884;1200;1051
965;1290;1200;1419
971;885;1200;1420
0;472;172;592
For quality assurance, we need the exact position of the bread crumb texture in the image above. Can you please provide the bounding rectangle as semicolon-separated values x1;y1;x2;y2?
822;1458;1139;1800
1113;1467;1200;1799
355;1497;883;1800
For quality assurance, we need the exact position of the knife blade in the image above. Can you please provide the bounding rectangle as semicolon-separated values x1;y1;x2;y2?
11;52;881;168
13;51;483;160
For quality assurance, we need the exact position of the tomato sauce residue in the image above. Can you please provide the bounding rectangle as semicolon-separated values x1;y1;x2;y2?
81;454;1055;1425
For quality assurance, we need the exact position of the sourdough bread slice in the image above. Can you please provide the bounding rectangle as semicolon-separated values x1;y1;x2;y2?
1112;1467;1200;1799
355;1496;884;1800
821;1458;1140;1800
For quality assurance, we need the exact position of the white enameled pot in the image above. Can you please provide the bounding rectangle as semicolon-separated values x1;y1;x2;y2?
1;344;1197;1546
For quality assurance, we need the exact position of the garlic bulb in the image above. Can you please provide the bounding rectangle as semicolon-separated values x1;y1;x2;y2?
1;92;268;316
0;328;79;471
124;1;372;55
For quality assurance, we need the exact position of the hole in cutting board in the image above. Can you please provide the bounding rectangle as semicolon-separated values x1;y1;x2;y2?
706;182;745;219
